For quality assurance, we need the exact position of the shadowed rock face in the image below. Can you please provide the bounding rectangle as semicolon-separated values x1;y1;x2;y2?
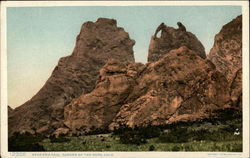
8;18;135;136
208;15;242;109
148;22;206;62
63;46;230;135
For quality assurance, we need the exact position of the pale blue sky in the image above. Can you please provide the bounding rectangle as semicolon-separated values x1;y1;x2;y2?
7;6;241;108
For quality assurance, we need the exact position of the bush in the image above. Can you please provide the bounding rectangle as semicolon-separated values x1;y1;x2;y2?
86;127;110;135
159;127;190;143
172;145;181;151
8;132;45;151
184;145;193;151
118;130;147;145
149;145;155;151
231;143;242;152
212;108;242;122
49;135;70;143
113;125;161;145
106;145;111;148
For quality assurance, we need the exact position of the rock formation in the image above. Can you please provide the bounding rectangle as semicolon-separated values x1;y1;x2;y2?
208;15;242;109
63;59;145;135
9;16;242;137
64;46;230;134
8;18;135;136
148;22;206;62
110;46;230;129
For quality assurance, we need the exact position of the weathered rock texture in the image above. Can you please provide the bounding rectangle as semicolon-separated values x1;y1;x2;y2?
230;68;242;108
8;18;135;136
148;22;206;62
208;15;242;109
64;46;230;134
9;17;242;137
63;59;145;135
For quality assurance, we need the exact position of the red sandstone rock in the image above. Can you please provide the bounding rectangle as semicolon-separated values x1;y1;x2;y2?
8;18;135;136
148;22;206;62
208;15;242;109
110;46;230;129
63;59;145;135
63;46;230;134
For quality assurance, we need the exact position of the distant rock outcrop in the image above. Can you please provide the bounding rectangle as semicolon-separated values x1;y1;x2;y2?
8;18;135;136
148;22;206;62
208;15;242;109
63;46;230;134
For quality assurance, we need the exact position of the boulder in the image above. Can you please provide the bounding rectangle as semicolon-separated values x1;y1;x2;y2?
52;128;69;138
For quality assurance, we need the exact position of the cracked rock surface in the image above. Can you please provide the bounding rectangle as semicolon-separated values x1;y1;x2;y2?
208;15;242;109
64;46;230;134
109;46;230;130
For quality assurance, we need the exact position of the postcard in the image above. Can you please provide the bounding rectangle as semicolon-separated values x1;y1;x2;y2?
1;1;249;158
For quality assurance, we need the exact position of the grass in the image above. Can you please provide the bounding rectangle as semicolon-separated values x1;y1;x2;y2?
40;134;242;152
9;108;243;152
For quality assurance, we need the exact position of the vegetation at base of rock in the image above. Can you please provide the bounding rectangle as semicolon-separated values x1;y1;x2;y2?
8;132;45;151
39;136;241;152
8;108;242;152
49;135;70;143
112;125;161;144
111;108;242;144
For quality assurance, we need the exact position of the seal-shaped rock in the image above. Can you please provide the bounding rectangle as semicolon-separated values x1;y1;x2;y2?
148;22;206;62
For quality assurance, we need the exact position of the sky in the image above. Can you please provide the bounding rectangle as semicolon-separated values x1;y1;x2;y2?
7;6;242;108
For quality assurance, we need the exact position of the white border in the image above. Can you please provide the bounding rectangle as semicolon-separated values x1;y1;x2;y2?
0;1;248;7
1;1;249;158
242;1;250;157
1;1;8;157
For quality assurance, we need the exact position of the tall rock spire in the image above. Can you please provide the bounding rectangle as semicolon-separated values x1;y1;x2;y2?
208;15;242;109
8;18;135;136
